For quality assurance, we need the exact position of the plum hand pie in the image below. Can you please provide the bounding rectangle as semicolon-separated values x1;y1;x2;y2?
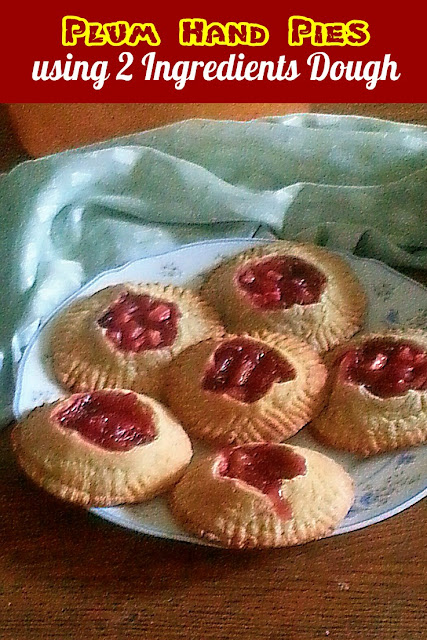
201;241;366;352
164;332;327;445
311;329;427;456
50;283;224;399
12;389;193;506
170;443;354;548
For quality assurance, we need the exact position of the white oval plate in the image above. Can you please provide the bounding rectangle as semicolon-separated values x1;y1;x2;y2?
14;239;427;545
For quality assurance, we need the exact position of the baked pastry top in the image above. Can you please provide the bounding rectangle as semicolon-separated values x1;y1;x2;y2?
170;443;354;548
12;389;193;506
50;282;224;399
164;331;327;445
311;329;427;456
201;241;366;352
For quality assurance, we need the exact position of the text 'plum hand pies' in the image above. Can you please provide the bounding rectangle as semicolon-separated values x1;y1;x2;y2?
201;241;366;352
50;283;224;399
311;329;427;456
170;443;354;548
164;332;327;445
12;389;193;507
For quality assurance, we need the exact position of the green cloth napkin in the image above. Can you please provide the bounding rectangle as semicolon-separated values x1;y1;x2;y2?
1;113;426;424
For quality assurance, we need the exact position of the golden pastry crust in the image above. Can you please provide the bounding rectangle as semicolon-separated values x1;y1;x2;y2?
12;390;193;507
170;444;354;549
311;329;427;456
201;241;366;352
164;331;327;445
50;282;224;399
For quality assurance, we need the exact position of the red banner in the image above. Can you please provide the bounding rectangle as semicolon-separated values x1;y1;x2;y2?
2;2;425;102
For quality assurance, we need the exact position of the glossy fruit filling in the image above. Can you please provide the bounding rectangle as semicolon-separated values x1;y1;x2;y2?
237;256;327;310
339;338;427;398
55;391;156;451
98;292;180;352
219;444;306;519
202;337;295;403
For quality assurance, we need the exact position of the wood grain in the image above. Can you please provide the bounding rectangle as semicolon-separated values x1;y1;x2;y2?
0;104;426;640
0;425;425;640
312;103;427;125
7;103;309;157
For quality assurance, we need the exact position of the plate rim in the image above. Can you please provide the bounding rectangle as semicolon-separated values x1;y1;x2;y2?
90;484;427;545
13;237;427;420
12;237;427;545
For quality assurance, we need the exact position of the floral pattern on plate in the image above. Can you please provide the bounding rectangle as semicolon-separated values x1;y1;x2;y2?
13;239;427;545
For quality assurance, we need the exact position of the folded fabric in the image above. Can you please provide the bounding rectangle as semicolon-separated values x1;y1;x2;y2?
0;113;426;425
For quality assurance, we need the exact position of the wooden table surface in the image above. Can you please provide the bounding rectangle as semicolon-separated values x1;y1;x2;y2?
0;104;425;640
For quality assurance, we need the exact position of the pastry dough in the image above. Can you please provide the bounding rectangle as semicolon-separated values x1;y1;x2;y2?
164;331;327;445
50;282;224;399
201;241;366;352
170;443;354;548
311;329;427;456
12;389;193;506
